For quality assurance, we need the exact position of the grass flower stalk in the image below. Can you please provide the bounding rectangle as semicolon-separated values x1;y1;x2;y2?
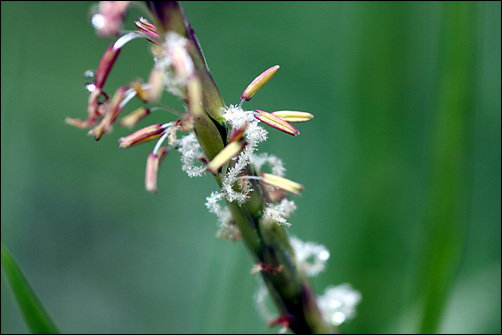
66;1;360;333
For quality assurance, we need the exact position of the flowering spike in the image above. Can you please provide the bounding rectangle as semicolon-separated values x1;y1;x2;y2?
206;141;246;175
118;124;165;148
145;146;168;194
241;65;280;101
254;110;300;136
261;173;304;196
271;111;314;123
68;3;353;331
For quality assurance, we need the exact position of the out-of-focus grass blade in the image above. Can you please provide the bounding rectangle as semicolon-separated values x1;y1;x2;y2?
1;243;59;334
416;2;477;333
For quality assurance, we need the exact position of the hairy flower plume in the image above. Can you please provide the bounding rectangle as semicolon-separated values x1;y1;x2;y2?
66;2;359;333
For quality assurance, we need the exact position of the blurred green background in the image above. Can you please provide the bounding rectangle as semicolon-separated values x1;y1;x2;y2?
1;1;500;333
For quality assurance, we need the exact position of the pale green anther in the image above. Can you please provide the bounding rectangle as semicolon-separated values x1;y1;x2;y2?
119;107;150;129
261;172;304;196
207;141;246;175
255;110;300;136
241;65;280;101
271;111;314;123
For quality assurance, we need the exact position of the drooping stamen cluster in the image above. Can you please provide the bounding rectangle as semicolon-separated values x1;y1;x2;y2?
66;7;313;197
66;14;195;192
65;15;162;132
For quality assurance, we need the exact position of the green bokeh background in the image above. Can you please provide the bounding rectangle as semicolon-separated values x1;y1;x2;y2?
1;1;500;333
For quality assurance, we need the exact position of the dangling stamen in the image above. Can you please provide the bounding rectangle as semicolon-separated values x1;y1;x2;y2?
145;146;168;194
118;87;138;110
113;31;155;50
153;131;169;155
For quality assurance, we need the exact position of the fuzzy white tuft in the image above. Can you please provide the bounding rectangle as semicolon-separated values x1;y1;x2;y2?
290;236;330;277
317;284;362;326
178;133;206;177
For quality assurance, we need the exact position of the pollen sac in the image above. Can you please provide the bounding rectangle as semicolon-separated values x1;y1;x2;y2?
261;173;304;196
147;66;164;102
145;146;168;194
118;124;165;148
241;65;279;101
206;141;246;175
130;80;149;103
119;107;150;129
270;111;313;123
95;44;121;90
228;122;248;143
88;85;127;140
135;17;159;39
206;122;248;174
254;110;300;136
